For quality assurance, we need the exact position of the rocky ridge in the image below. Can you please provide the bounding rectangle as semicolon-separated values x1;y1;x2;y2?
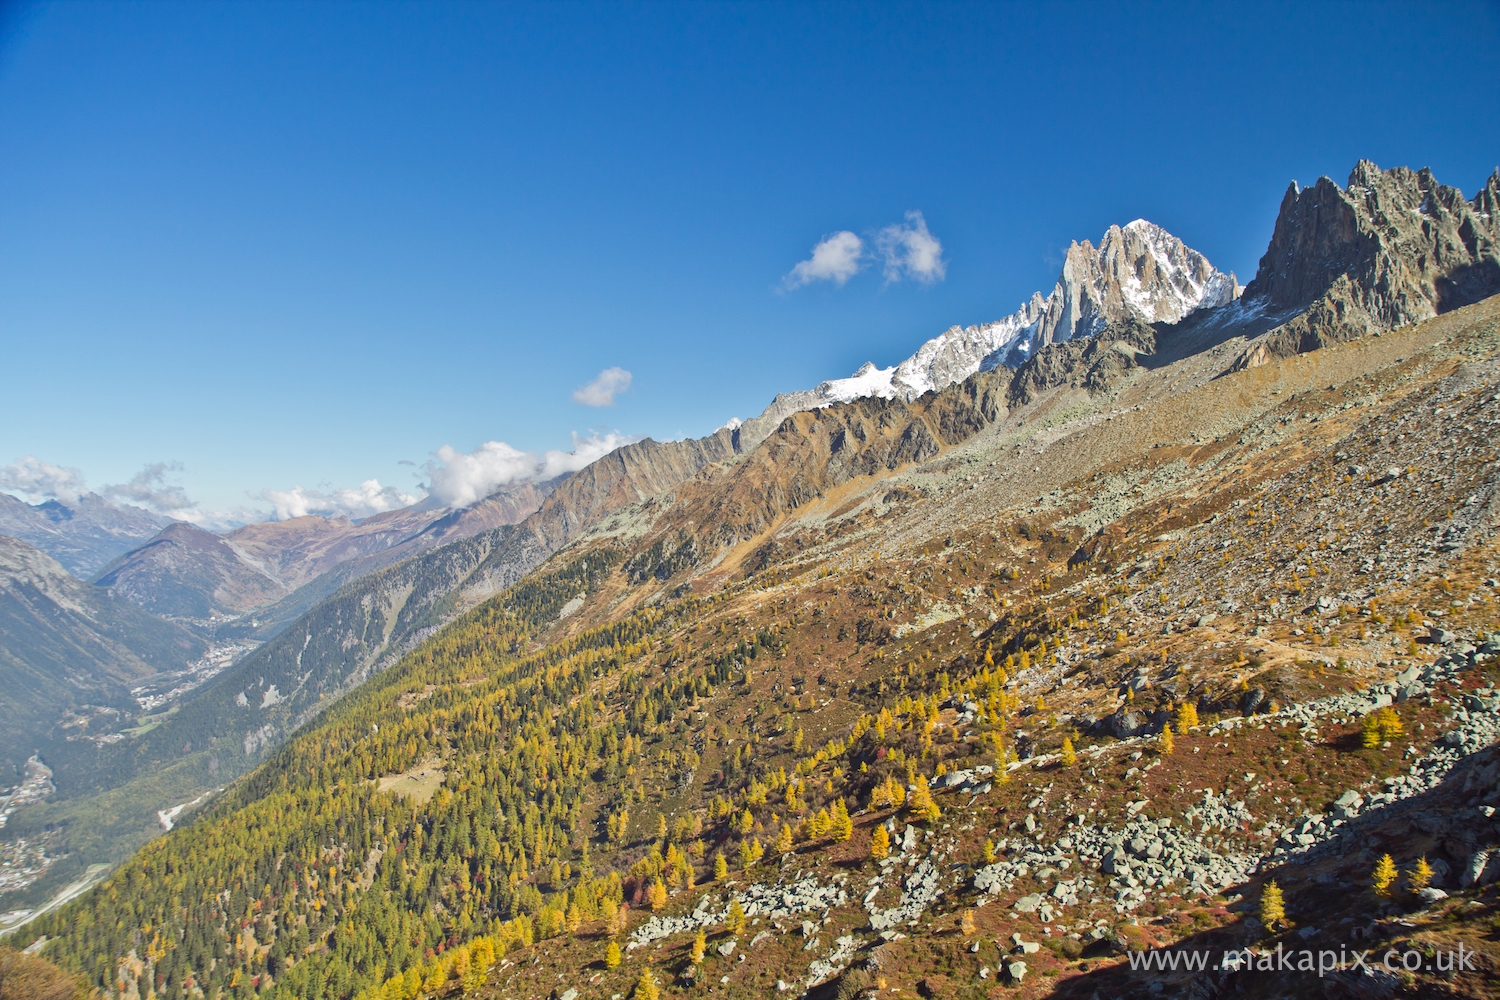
1234;160;1500;368
733;221;1236;450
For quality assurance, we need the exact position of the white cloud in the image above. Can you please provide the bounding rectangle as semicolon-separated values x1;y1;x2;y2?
102;462;195;513
6;425;641;530
0;455;89;504
572;367;633;407
540;431;637;479
876;210;946;284
0;455;258;530
423;441;539;508
259;480;421;521
783;230;866;288
423;431;638;508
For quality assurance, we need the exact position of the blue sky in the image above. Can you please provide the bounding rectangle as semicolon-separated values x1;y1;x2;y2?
1;1;1496;523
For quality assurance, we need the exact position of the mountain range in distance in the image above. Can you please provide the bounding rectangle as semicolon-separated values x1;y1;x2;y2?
0;491;174;578
0;535;206;768
0;218;1242;632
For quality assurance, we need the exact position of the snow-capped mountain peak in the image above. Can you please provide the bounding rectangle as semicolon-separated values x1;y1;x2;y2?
731;221;1238;452
787;220;1238;410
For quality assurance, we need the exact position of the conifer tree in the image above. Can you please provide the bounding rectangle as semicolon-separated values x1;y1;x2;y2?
634;968;659;1000
712;853;728;880
726;899;747;935
907;775;940;823
809;808;832;839
869;824;890;860
605;941;622;970
1410;857;1433;892
689;929;706;964
1377;706;1404;740
774;824;793;854
832;799;853;842
1176;701;1199;730
1160;723;1174;755
1373;854;1398;896
1060;737;1076;767
647;877;668;912
1259;880;1285;930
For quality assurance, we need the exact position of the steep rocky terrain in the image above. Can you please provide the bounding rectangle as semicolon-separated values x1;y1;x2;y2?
0;492;173;578
1234;160;1500;367
21;290;1500;1000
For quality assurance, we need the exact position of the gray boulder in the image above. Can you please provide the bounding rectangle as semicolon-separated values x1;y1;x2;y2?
1460;849;1498;887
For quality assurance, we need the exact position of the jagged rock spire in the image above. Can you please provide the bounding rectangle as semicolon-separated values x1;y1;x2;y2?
1243;160;1500;328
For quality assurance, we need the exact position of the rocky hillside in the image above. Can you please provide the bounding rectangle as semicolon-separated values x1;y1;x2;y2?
14;161;1500;1000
